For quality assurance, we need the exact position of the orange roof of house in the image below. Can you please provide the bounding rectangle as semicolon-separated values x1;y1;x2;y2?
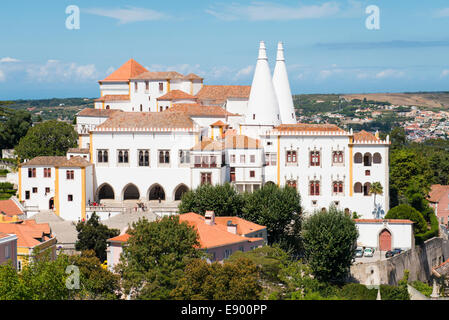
428;184;449;203
0;232;15;240
0;200;23;217
94;95;130;102
157;90;197;101
95;112;195;130
274;123;345;133
164;103;236;117
179;212;263;249
353;130;379;142
210;120;229;127
67;148;89;154
214;216;266;235
183;73;203;80
108;233;131;243
196;85;251;104
354;219;414;224
19;156;92;168
77;108;122;117
191;138;224;151
101;59;148;82
224;135;261;149
0;220;53;248
132;71;184;80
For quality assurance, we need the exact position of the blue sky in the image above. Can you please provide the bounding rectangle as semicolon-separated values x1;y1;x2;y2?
0;0;448;99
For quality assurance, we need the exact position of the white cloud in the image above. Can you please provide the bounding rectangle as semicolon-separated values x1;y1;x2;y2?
206;1;362;21
26;60;99;83
440;69;449;78
435;8;449;17
235;65;254;79
84;6;167;24
375;69;405;79
0;69;5;82
0;57;20;63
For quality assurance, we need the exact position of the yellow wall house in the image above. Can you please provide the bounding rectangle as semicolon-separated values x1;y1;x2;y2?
0;219;56;270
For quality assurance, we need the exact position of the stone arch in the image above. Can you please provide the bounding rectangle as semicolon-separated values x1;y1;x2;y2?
148;183;166;201
173;184;189;201
354;152;363;164
122;183;140;200
373;152;382;164
97;183;115;201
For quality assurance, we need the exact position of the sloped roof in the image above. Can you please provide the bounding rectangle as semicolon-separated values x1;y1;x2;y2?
274;123;345;133
0;219;53;248
0;199;23;217
101;59;148;82
183;73;203;80
77;108;122;117
224;135;261;149
210;120;229;127
428;184;449;203
195;85;251;105
108;233;130;243
191;138;224;151
95;112;195;130
433;258;449;277
164;103;236;117
94;95;130;102
214;216;266;235
19;156;92;168
131;71;184;80
157;90;197;101
353;130;379;142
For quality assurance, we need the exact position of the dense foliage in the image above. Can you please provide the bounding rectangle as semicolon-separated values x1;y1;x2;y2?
301;207;358;283
0;108;32;150
75;212;119;262
15;120;78;160
385;204;427;235
0;182;16;200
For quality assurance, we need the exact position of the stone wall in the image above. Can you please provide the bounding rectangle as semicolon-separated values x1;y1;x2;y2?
350;237;449;286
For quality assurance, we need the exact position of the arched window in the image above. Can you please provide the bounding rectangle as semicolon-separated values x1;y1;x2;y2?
310;151;320;166
124;151;129;163
333;181;344;194
287;180;297;189
373;152;382;164
310;181;320;196
363;153;372;166
333;151;343;164
354;153;362;163
118;151;123;163
159;151;164;163
144;151;149;166
165;151;170;163
106;105;110;110
98;150;103;163
354;182;362;193
140;104;143;112
103;150;108;163
364;182;371;196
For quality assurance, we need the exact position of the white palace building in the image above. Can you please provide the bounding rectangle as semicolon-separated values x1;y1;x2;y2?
17;41;390;222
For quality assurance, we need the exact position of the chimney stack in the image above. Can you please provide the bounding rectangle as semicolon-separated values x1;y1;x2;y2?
226;220;238;234
205;210;215;225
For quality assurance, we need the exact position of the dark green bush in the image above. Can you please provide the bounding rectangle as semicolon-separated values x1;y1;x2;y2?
338;283;377;300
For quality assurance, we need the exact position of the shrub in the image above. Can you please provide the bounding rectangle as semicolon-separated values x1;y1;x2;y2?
338;283;377;300
411;281;432;297
385;204;427;235
415;212;439;244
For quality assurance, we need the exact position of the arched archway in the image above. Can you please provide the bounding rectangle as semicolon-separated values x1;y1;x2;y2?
148;184;165;201
363;153;372;166
122;183;140;200
379;229;392;251
265;181;275;186
373;152;382;164
363;182;371;196
174;184;189;201
97;183;115;201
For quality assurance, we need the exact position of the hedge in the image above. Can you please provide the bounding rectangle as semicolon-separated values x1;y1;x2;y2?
415;213;439;244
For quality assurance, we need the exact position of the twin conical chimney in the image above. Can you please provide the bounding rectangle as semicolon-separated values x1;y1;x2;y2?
273;42;297;124
245;41;281;126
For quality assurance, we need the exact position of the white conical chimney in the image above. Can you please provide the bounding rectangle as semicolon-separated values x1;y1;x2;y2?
245;41;281;126
273;42;297;124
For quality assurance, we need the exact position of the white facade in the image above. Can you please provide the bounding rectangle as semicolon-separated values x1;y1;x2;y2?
18;41;390;223
356;219;414;250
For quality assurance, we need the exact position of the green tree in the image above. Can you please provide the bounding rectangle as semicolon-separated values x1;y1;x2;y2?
389;127;406;149
301;206;358;283
116;216;203;299
178;183;245;217
385;204;427;235
240;184;302;256
0;108;32;150
171;257;262;300
75;212;119;262
370;181;383;208
68;250;121;300
15;119;78;160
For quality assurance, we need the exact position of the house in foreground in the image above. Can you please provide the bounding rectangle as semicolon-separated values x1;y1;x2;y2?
0;232;17;269
106;211;266;271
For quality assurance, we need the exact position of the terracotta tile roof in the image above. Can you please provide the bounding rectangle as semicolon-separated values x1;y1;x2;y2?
101;59;148;82
131;71;184;80
108;233;130;243
179;212;261;249
274;123;345;133
191;138;224;151
95;112;195;131
433;258;449;277
0;232;14;240
210;120;228;127
183;73;203;80
214;216;266;235
0;219;53;248
354;219;414;224
0;200;23;217
67;148;89;154
19;156;92;168
77;108;122;117
224;135;261;149
94;95;130;102
196;85;251;105
353;130;379;142
428;184;449;203
157;90;197;101
164;103;236;117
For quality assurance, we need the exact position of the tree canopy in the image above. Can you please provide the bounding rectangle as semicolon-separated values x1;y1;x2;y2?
0;108;32;150
15;119;78;160
385;204;427;235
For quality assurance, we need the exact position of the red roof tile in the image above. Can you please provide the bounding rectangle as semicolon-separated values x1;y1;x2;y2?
0;200;23;217
196;85;251;105
101;59;148;82
428;184;449;203
157;90;197;101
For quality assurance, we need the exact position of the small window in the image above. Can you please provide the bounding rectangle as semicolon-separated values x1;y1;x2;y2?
5;245;10;259
45;187;50;194
134;82;138;92
310;151;320;166
286;150;297;163
159;150;170;164
145;81;149;91
250;155;255;163
118;150;129;163
230;154;235;163
250;170;255;178
159;82;164;91
240;155;245;163
68;194;73;202
25;191;30;199
66;170;74;180
44;168;51;178
32;187;38;193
